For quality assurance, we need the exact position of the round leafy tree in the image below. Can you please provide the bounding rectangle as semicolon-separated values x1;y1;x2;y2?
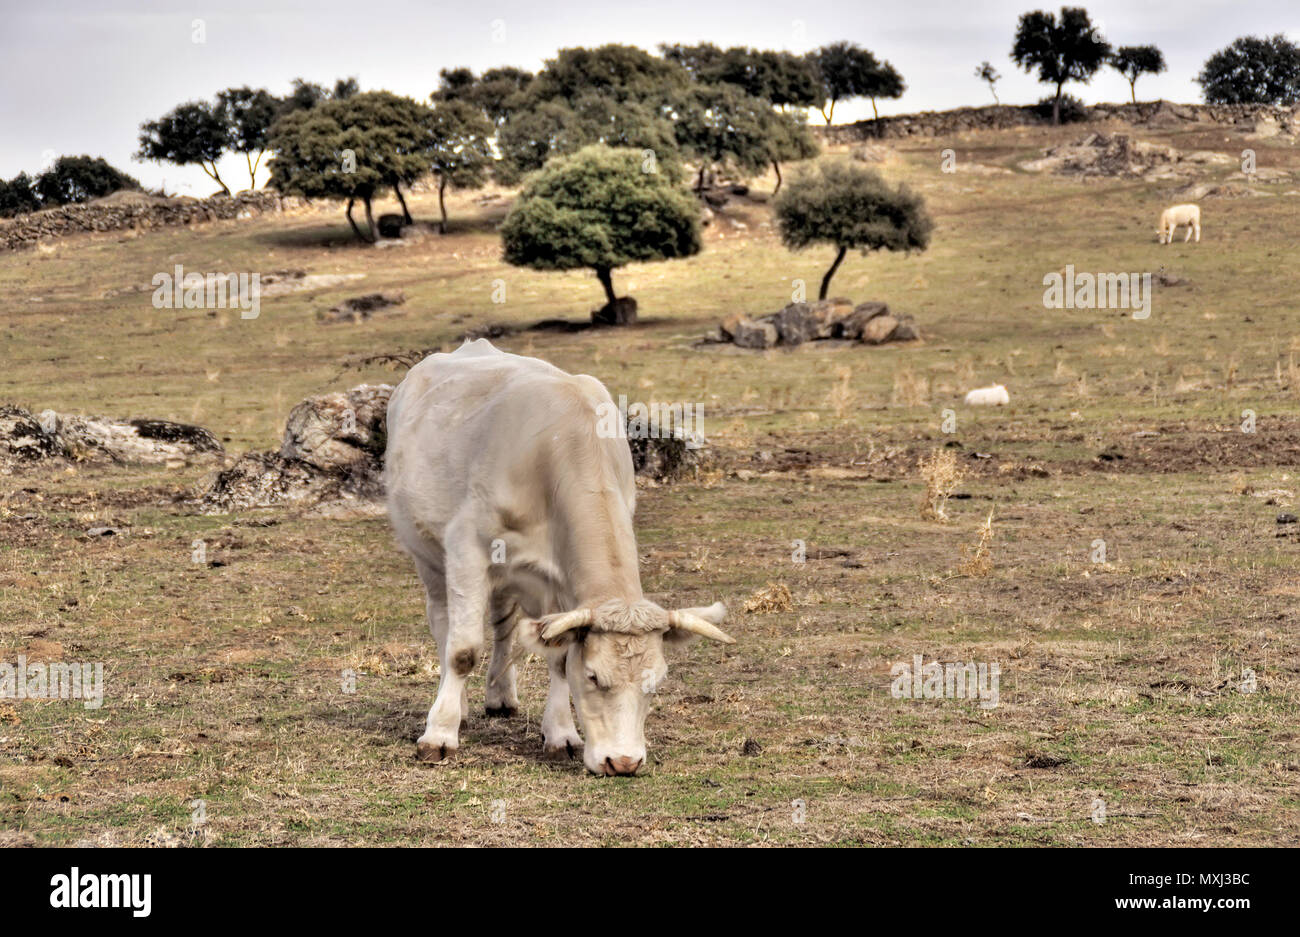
774;159;933;300
1109;45;1166;104
268;91;437;242
500;144;701;323
1011;7;1111;126
1197;34;1300;105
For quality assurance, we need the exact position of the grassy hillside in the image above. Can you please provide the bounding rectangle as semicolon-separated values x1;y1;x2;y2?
2;118;1299;846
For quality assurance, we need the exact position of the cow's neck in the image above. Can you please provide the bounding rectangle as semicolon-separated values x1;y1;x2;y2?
552;480;643;607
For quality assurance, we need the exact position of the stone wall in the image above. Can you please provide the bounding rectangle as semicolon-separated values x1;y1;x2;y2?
819;100;1300;143
0;190;293;252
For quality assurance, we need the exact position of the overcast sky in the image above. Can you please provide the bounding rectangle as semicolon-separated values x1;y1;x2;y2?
3;0;1297;195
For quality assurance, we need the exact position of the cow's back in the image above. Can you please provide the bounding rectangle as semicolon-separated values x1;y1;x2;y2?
385;340;632;563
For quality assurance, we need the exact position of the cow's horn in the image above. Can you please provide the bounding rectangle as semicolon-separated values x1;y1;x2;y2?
668;610;736;644
539;608;593;641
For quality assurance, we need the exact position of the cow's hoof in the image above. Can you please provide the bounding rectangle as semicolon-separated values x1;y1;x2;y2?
485;704;518;718
416;740;457;763
542;738;582;761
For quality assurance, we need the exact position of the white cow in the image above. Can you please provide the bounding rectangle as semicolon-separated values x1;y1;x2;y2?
1158;203;1201;244
384;340;733;776
964;384;1010;406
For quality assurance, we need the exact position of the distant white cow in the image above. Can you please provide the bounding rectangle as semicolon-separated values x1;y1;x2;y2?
1158;203;1201;244
964;384;1010;406
384;340;734;776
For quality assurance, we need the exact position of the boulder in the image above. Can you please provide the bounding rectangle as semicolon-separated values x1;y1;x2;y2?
280;384;392;473
377;213;406;238
770;299;852;345
859;314;900;344
0;406;61;464
1;404;222;470
889;315;922;342
730;317;778;349
592;296;637;326
837;302;891;339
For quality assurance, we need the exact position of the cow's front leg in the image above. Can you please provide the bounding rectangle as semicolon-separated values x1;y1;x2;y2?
485;600;520;716
541;650;583;760
416;545;487;762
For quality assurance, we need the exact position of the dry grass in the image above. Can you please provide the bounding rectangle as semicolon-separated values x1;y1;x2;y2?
4;125;1300;846
917;448;965;522
957;509;996;577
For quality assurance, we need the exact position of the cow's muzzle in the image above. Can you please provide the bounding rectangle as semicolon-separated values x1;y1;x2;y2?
603;755;643;777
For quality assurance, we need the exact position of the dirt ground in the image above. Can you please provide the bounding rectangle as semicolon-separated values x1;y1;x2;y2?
2;119;1299;846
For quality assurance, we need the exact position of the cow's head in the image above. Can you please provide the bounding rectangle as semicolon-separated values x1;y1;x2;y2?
518;599;733;776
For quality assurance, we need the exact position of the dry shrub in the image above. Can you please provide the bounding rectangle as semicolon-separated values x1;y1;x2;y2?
827;366;854;420
743;582;794;613
892;366;929;406
917;447;964;522
958;510;995;577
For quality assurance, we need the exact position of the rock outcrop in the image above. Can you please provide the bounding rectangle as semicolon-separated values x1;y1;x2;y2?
0;405;222;471
715;300;920;350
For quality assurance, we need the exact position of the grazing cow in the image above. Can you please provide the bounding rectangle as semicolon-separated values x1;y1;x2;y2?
1158;203;1201;244
384;340;733;776
964;384;1010;406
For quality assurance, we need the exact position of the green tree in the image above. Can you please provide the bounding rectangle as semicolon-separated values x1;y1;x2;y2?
496;92;677;183
217;87;279;188
809;42;906;123
773;160;933;300
268;91;436;242
1197;35;1300;105
660;44;821;107
34;156;140;206
1109;45;1166;103
1011;7;1111;125
765;109;819;194
673;83;778;191
500;144;701;319
495;45;689;177
975;61;1002;104
432;66;533;126
137;101;234;195
427;100;495;232
0;172;42;217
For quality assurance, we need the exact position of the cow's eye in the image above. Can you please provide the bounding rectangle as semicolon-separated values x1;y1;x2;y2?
585;670;600;688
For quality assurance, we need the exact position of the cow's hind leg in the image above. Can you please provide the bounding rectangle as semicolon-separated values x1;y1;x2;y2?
541;651;583;760
485;598;521;716
415;535;488;762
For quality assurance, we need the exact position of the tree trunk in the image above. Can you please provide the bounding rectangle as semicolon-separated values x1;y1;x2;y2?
202;162;231;196
1053;83;1063;125
818;245;847;301
1130;80;1137;105
992;87;1000;105
595;266;617;306
363;196;377;243
437;176;448;233
871;97;879;120
772;160;782;195
393;180;414;224
345;197;371;243
245;151;264;189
